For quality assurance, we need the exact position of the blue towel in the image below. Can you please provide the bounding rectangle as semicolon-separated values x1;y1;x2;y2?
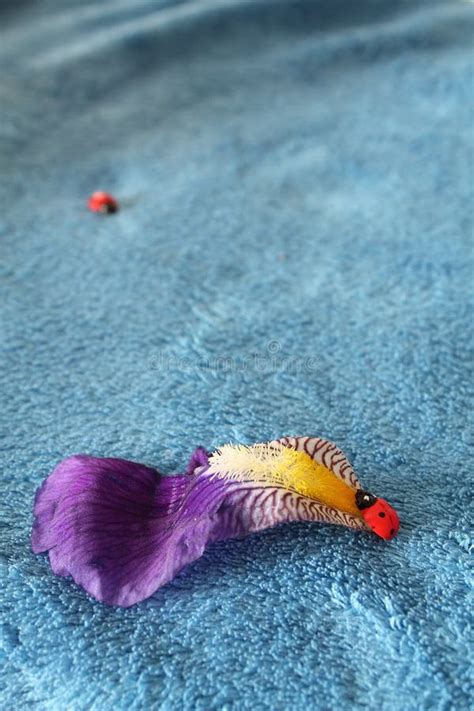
1;1;472;708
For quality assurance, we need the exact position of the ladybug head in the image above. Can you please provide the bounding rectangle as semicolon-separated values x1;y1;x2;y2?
355;489;378;510
355;489;400;540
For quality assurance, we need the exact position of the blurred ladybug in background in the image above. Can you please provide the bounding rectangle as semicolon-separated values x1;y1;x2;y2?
356;489;400;540
88;191;119;214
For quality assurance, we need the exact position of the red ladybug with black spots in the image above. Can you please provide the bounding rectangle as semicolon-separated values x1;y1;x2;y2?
356;489;400;540
88;191;119;214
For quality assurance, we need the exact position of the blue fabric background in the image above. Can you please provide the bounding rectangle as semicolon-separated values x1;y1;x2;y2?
1;1;473;708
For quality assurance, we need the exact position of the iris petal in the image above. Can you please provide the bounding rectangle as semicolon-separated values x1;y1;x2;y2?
32;449;365;606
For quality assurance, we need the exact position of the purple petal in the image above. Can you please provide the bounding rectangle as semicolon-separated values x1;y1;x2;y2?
32;450;365;606
32;455;230;606
185;446;210;475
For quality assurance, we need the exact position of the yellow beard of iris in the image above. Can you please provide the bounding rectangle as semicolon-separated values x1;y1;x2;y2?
208;443;362;518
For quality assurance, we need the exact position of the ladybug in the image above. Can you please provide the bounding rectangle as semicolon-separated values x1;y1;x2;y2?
355;489;400;540
88;191;119;214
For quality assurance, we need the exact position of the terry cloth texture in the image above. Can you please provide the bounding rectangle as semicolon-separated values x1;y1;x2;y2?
1;1;473;709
